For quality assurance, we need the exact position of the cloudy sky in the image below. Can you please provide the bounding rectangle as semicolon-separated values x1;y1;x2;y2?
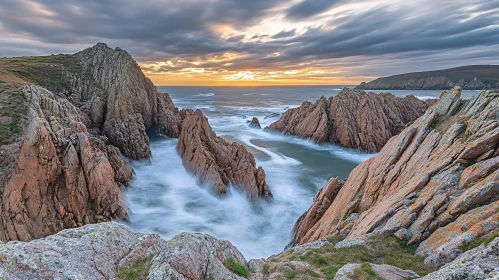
1;0;499;85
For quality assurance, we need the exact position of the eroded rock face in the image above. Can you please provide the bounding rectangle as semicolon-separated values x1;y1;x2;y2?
0;85;128;242
291;87;499;266
269;88;433;152
177;109;272;202
75;43;182;159
0;222;248;280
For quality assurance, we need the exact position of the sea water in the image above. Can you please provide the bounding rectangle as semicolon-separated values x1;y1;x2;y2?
125;86;477;259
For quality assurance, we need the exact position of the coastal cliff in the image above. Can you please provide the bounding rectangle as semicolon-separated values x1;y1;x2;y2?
269;88;433;152
291;87;499;267
0;43;270;242
356;65;499;90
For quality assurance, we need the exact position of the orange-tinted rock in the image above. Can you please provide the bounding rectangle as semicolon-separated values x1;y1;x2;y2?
0;85;127;242
75;43;182;159
177;109;272;202
291;87;499;266
269;88;432;152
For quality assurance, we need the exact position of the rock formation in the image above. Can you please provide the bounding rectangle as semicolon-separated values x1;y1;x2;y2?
178;109;272;202
248;117;262;129
269;88;433;152
291;87;499;267
74;43;182;159
0;222;248;280
0;84;130;242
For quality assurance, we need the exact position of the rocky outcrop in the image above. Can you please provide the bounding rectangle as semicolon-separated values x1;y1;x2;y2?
177;109;272;202
333;263;419;280
249;117;262;129
356;65;499;90
75;43;182;159
0;84;129;242
0;222;248;279
291;87;499;267
420;236;499;280
269;88;433;152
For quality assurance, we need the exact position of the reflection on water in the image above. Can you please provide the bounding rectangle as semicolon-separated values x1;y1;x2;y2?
125;86;466;259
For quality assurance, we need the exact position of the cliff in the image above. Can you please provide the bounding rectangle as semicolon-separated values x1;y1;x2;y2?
291;87;499;267
356;65;499;90
269;88;433;152
0;43;270;243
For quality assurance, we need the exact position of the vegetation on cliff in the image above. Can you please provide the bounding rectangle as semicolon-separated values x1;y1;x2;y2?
357;65;499;90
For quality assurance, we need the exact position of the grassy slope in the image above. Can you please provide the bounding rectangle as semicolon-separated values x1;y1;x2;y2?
264;235;436;280
362;65;499;86
0;55;80;92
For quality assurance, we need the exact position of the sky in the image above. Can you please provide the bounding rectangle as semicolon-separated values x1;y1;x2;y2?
1;0;499;86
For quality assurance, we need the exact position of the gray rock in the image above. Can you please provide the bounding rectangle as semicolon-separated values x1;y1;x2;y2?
420;237;499;280
334;263;419;280
334;237;367;249
249;117;262;129
0;222;248;280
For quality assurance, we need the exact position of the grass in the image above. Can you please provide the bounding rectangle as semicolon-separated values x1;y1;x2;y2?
351;263;385;280
116;255;154;280
265;234;436;280
462;232;499;252
0;85;28;145
223;258;249;278
0;54;80;92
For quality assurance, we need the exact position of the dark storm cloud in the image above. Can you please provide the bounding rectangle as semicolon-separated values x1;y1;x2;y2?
1;0;499;78
272;29;296;39
285;0;342;20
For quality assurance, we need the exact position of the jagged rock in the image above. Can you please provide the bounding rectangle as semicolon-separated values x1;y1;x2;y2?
249;117;262;129
269;88;432;152
0;222;248;280
291;87;499;267
0;85;128;242
75;43;182;159
420;237;499;279
333;263;419;280
177;109;272;202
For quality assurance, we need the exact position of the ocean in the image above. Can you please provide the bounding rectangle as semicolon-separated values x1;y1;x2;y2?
125;86;479;259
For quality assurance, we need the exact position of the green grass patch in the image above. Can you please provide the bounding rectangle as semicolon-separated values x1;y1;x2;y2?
223;258;249;278
290;234;435;279
462;232;499;252
284;269;299;279
116;255;154;280
351;263;385;280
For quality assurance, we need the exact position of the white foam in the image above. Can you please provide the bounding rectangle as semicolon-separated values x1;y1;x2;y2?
194;92;215;97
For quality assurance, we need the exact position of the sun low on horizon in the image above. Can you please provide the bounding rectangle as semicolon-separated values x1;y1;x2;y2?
1;0;499;86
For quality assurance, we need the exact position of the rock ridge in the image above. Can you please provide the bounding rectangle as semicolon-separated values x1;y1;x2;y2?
269;88;433;152
290;86;499;267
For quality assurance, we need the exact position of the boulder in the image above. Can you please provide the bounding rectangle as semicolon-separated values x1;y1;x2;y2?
249;117;262;129
334;263;419;280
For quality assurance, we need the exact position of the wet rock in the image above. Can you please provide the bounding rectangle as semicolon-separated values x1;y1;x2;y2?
177;109;272;202
264;112;280;119
291;87;499;267
0;222;248;280
249;117;262;129
269;88;431;152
